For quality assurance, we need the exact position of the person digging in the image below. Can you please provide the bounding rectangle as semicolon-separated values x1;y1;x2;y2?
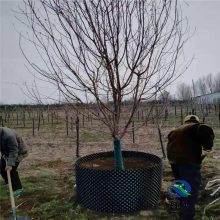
166;115;215;220
0;127;28;198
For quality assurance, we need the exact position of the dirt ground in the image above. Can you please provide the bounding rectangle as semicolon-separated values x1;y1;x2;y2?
0;109;220;219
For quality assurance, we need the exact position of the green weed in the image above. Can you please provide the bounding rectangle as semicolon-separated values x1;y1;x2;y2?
0;180;8;200
71;128;111;143
29;162;42;170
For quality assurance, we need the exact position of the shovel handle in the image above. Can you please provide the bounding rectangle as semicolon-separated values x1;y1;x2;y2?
6;169;16;211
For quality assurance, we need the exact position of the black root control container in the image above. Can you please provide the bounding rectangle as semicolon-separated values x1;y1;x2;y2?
75;151;162;213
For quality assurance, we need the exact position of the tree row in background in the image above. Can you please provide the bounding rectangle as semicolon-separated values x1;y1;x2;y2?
177;72;220;101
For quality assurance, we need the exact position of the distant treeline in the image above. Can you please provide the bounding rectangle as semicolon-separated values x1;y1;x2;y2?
0;100;190;111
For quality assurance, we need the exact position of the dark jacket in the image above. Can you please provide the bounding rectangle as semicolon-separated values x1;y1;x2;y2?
167;123;214;165
0;127;28;166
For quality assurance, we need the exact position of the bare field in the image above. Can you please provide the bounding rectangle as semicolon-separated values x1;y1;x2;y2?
0;105;220;219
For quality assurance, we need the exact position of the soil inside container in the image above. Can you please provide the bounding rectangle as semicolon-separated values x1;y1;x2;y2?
80;156;155;170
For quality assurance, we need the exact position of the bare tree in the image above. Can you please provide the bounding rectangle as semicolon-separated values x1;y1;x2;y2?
177;82;192;101
196;77;207;96
193;72;220;96
192;79;197;97
19;0;191;170
206;73;214;94
158;90;171;102
190;72;220;98
214;72;220;92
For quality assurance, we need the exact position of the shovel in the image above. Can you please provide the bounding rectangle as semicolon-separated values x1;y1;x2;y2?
5;168;29;220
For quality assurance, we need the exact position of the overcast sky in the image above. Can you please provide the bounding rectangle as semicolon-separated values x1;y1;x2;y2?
0;0;220;104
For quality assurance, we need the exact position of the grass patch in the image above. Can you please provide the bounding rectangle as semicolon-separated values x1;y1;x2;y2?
32;199;87;220
0;180;8;200
214;138;220;145
23;173;89;220
205;199;220;216
1;164;220;219
71;128;111;143
0;172;80;219
194;203;220;220
29;162;42;170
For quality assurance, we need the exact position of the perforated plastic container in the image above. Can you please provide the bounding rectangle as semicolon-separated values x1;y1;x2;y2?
75;151;162;213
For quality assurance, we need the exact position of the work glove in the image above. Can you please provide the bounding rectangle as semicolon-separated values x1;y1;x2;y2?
5;165;12;171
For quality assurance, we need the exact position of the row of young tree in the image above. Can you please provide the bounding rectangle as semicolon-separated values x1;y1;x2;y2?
177;72;220;101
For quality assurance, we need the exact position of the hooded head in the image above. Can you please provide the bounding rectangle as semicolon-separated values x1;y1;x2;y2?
184;115;200;124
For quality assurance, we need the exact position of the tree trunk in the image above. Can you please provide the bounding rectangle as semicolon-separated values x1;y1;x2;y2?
113;139;124;171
